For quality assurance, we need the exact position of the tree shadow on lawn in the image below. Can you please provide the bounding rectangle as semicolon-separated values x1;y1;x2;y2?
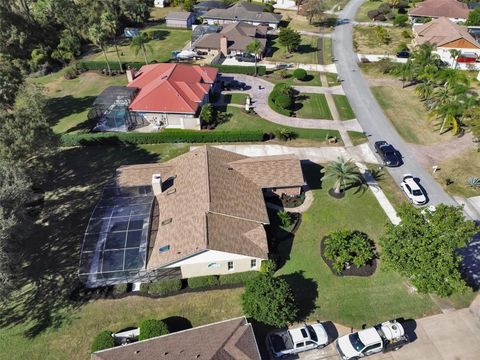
46;95;96;129
280;271;318;322
0;145;159;338
296;44;317;55
301;161;324;190
162;316;193;333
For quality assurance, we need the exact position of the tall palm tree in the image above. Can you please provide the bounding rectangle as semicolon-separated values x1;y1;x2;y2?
394;61;414;88
449;49;460;69
435;68;470;89
130;33;153;65
246;39;262;77
88;24;111;74
101;11;123;73
321;158;363;195
414;82;434;102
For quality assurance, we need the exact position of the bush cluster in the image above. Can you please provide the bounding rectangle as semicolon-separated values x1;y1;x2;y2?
292;68;307;80
218;271;259;285
367;1;409;23
275;94;293;109
76;61;145;71
187;275;220;289
140;279;183;296
268;83;294;116
60;130;265;146
91;330;115;352
112;283;128;296
210;64;266;76
139;319;169;341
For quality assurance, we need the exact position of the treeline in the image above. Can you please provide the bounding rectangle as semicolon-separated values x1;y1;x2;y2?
0;0;151;73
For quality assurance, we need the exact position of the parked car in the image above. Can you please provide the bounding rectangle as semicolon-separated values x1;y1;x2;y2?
221;80;246;90
396;51;410;58
267;322;329;358
400;175;427;205
374;141;402;167
336;320;409;360
235;53;256;62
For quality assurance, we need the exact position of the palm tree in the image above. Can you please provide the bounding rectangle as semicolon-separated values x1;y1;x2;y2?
321;158;363;195
449;49;460;69
246;39;262;76
414;82;434;102
130;33;153;65
88;24;111;74
101;11;123;73
435;68;470;89
394;61;414;88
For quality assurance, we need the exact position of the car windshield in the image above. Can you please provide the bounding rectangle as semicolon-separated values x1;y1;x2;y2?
307;326;318;342
412;189;423;196
348;333;365;352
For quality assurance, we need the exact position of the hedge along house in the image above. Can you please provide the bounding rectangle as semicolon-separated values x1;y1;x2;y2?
79;146;305;287
126;63;218;130
413;17;480;70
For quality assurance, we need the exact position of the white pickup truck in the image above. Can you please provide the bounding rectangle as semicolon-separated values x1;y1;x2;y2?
336;320;410;360
267;322;329;358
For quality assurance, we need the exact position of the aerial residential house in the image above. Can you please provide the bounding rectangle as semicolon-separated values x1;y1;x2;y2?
165;11;196;29
193;22;268;57
78;146;305;287
91;317;261;360
193;0;228;15
203;2;282;29
154;0;168;7
408;0;470;24
413;17;480;69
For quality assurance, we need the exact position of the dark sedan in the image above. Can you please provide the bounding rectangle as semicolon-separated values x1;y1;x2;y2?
396;51;410;58
374;141;402;167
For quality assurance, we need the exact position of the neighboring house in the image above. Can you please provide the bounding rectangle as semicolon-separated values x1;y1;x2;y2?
408;0;470;23
413;17;480;69
203;1;282;29
274;0;298;10
154;0;168;7
165;11;196;29
194;0;228;15
193;22;268;57
78;146;305;287
91;317;261;360
126;63;218;129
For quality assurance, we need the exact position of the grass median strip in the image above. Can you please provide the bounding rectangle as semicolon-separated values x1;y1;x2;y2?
333;94;355;120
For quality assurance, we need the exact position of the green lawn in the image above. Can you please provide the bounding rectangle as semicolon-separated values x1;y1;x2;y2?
215;105;340;144
82;28;190;64
333;94;355;120
267;35;318;64
223;93;249;105
347;130;368;146
322;37;333;65
30;70;127;134
295;93;333;120
326;73;340;87
354;26;412;55
263;70;323;86
276;164;439;327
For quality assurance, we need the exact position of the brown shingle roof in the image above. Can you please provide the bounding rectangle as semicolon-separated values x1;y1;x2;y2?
165;11;194;20
91;317;261;360
414;17;479;48
408;0;470;19
114;146;303;270
203;1;282;24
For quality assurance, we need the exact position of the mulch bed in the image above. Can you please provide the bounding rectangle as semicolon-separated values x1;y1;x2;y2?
320;237;377;277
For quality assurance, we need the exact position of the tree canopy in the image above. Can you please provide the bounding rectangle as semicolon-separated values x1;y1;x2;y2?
466;8;480;26
380;204;477;297
278;27;302;53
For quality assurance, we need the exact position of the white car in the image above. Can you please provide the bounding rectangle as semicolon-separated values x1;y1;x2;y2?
267;322;329;358
400;175;427;205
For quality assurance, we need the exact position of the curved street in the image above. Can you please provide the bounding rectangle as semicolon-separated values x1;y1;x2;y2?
332;0;458;207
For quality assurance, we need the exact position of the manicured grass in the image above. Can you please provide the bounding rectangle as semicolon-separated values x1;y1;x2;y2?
82;28;190;64
31;70;127;134
372;164;408;210
223;93;249;105
332;94;355;120
347;131;369;146
354;26;411;55
263;70;323;86
322;37;332;65
267;35;318;64
295;93;333;120
326;72;340;87
215;105;341;144
433;148;480;197
276;164;439;327
371;85;445;145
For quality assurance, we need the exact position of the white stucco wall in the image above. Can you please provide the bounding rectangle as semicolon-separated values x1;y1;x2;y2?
435;47;480;70
138;112;201;130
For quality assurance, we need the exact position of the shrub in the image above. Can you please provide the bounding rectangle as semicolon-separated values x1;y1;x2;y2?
218;271;259;285
466;176;480;189
292;68;307;80
377;58;395;74
275;94;293;109
277;210;292;228
77;61;144;71
375;14;387;21
91;330;115;352
139;319;169;341
279;69;289;78
60;130;265;146
144;279;183;295
401;30;412;39
209;64;266;76
112;283;128;296
275;128;297;141
367;9;380;20
64;67;78;80
260;259;277;273
187;275;220;289
394;14;408;26
385;12;395;20
324;229;375;273
377;3;391;14
268;83;295;116
242;272;297;327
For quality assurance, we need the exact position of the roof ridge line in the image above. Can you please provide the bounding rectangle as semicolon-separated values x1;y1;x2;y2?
207;210;267;225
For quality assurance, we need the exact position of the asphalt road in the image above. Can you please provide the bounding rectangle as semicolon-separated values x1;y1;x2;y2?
332;0;457;207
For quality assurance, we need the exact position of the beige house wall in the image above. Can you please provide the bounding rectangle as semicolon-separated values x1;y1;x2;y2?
180;257;263;278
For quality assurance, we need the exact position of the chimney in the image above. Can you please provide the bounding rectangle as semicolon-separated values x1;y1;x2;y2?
126;67;136;83
152;174;162;194
220;36;228;57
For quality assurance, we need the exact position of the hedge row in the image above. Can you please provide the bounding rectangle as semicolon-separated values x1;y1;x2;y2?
139;319;169;341
91;330;115;352
187;275;220;289
140;278;183;295
218;271;259;285
60;130;265;146
210;64;266;76
76;60;146;71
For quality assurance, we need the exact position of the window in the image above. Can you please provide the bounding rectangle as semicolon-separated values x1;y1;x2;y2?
227;261;234;271
159;245;170;253
363;344;381;353
208;262;220;269
251;259;257;268
296;342;305;348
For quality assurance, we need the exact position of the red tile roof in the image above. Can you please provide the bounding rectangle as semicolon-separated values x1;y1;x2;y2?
127;63;218;114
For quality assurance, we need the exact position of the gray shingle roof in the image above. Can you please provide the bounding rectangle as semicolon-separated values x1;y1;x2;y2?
203;2;282;24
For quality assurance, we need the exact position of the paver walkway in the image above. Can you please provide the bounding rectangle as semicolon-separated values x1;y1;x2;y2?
266;187;314;213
